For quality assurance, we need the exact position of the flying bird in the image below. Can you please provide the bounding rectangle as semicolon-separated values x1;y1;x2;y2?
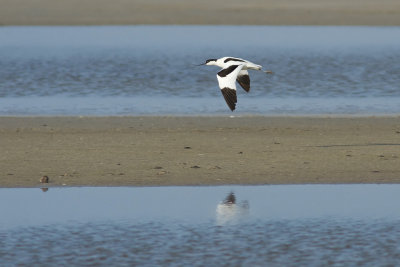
199;57;272;111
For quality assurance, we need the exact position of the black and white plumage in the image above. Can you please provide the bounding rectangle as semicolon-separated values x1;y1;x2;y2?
200;57;272;111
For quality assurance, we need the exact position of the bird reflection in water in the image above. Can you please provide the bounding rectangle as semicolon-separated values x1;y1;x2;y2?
216;191;249;225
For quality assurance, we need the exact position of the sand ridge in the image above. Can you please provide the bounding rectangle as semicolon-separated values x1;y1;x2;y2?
1;116;400;187
0;0;400;25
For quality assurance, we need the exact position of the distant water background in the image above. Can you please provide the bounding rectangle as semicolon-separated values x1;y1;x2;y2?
0;26;399;115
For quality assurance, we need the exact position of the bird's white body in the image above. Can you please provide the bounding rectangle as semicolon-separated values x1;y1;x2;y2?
202;56;270;111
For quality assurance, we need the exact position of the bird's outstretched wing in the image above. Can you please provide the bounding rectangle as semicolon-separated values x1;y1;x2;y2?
217;64;245;111
236;69;250;92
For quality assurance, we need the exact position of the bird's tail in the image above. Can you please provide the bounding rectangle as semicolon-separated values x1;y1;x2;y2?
251;64;273;74
247;63;262;70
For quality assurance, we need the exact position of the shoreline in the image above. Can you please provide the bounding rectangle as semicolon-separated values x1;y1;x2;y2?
1;116;399;188
0;0;399;26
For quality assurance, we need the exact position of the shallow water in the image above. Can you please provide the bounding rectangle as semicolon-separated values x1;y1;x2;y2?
0;26;400;115
1;185;400;266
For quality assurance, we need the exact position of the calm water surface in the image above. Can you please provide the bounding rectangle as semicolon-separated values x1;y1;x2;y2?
1;185;400;266
0;26;400;115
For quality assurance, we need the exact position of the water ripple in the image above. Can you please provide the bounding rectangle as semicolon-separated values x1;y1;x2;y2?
1;26;400;114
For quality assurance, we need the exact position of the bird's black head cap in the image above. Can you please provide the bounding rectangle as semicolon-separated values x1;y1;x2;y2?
206;58;217;64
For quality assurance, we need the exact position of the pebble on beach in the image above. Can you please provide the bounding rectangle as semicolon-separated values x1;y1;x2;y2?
40;176;49;183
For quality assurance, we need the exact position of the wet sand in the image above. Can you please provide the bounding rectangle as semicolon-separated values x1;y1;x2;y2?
0;0;399;25
1;116;400;188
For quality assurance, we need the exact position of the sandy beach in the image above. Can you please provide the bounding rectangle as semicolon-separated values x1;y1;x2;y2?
0;0;400;26
1;116;399;187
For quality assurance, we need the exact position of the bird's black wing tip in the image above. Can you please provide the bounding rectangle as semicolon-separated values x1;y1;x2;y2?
221;87;237;111
237;74;250;92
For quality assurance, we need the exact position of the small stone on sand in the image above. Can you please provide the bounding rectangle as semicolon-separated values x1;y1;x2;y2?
40;176;49;183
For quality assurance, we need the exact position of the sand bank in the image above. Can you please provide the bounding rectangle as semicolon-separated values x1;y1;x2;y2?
1;116;400;187
0;0;399;26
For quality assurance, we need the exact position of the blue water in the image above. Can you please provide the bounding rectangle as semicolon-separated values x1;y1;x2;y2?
0;26;400;115
1;185;400;266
